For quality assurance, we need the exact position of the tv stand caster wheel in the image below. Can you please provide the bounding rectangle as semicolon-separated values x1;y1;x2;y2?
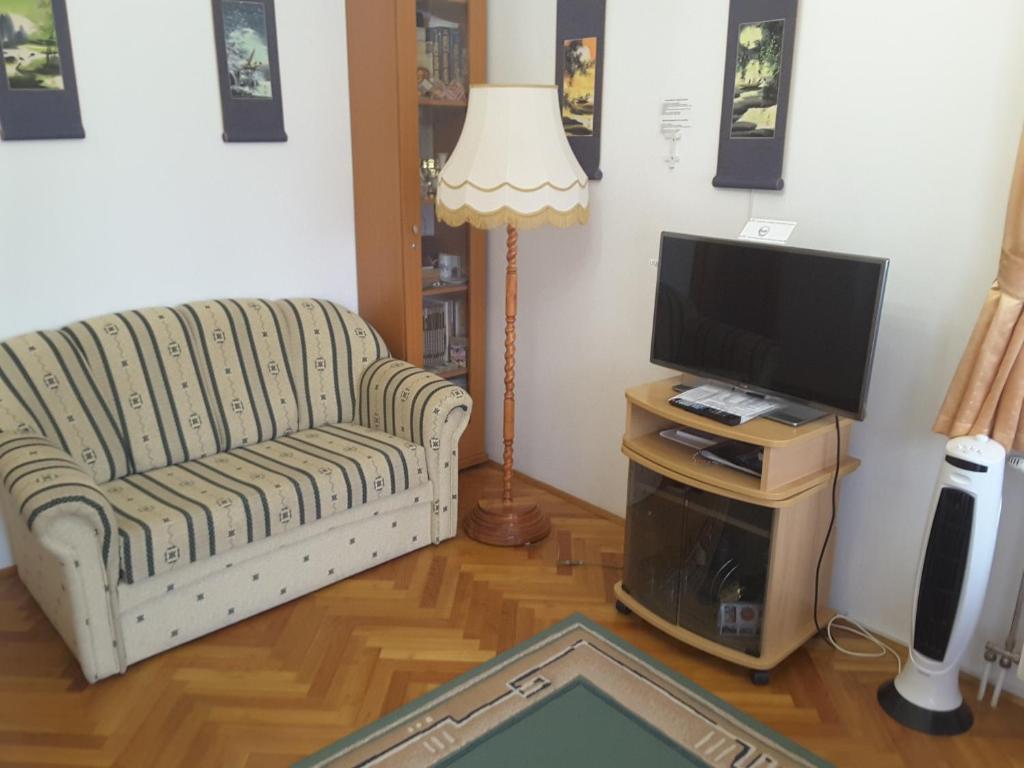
615;600;632;616
750;670;771;686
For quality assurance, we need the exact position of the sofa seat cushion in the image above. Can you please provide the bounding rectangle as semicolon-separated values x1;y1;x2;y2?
103;423;428;584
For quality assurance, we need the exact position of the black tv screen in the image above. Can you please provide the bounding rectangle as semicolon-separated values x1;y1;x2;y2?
651;233;888;419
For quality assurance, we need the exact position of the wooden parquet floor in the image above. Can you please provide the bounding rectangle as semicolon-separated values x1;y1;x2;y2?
0;464;1021;768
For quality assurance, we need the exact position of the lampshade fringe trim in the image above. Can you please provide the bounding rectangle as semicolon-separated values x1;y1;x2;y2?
435;204;590;230
439;177;588;194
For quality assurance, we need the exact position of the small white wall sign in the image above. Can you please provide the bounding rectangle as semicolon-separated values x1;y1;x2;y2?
738;218;797;244
660;98;692;169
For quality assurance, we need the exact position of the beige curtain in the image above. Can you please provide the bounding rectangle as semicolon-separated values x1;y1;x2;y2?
935;131;1024;451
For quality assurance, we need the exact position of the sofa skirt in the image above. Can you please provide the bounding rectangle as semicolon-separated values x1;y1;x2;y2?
118;486;434;666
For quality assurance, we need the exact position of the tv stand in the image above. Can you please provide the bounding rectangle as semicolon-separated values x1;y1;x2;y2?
615;375;860;677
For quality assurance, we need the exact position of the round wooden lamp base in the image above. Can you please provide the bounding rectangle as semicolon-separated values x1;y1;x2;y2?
465;497;550;547
464;226;550;548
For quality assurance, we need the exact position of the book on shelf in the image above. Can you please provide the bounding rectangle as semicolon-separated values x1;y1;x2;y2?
426;28;462;85
422;297;467;370
454;299;465;338
416;40;432;73
423;300;446;368
443;299;452;362
418;19;465;93
430;30;443;84
440;29;451;83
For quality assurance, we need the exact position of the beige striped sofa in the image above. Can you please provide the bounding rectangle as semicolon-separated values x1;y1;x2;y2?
0;298;470;682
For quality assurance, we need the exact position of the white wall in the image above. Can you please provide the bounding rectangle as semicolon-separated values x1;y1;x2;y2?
487;0;1024;696
0;0;358;566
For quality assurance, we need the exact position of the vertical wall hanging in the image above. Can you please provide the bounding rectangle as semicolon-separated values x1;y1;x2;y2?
555;0;605;180
211;0;286;142
713;0;798;190
0;0;83;140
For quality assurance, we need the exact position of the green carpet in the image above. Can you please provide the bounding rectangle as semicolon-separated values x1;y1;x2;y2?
437;680;703;768
298;614;830;768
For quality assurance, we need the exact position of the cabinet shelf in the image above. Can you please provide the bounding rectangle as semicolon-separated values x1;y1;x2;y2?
429;366;468;380
625;376;856;495
623;431;859;506
419;98;468;108
423;284;469;297
626;377;850;448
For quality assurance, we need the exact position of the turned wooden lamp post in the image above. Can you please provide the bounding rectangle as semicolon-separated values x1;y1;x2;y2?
436;84;590;546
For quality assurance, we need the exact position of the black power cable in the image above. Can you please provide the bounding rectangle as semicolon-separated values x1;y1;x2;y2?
813;413;841;635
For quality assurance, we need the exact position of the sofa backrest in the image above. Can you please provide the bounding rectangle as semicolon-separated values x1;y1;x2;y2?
63;308;221;476
0;330;130;483
0;298;389;480
275;299;388;431
179;299;301;451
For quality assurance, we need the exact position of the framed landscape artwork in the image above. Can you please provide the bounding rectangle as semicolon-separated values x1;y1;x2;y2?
211;0;286;142
0;0;83;140
555;0;605;180
713;0;798;190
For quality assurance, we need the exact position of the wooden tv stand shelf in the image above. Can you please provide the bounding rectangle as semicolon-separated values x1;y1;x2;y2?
613;375;860;681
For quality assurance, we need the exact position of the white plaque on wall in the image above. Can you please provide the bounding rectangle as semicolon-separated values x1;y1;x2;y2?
738;218;797;244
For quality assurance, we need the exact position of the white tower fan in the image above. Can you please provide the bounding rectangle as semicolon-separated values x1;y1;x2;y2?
878;434;1005;734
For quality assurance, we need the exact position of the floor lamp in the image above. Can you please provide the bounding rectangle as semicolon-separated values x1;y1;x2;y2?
435;84;590;546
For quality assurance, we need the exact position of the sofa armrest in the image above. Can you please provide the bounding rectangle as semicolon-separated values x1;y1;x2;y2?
0;433;119;585
357;359;472;449
0;432;125;680
356;359;472;541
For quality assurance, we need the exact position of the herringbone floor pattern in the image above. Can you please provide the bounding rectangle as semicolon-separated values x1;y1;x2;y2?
0;464;1021;767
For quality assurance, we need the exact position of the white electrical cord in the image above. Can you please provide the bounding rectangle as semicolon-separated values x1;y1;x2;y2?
814;417;903;674
826;614;903;675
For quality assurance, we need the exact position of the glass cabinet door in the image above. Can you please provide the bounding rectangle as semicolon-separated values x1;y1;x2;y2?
348;0;486;466
623;463;687;624
415;0;473;392
624;462;773;658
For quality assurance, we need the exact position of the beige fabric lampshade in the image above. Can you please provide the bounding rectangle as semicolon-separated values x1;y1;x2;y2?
435;85;589;230
935;130;1024;450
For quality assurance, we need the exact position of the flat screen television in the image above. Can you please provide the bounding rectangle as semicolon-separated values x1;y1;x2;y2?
651;233;889;420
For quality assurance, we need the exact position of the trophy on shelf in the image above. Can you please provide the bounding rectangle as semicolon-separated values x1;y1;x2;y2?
419;153;449;200
420;157;439;199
